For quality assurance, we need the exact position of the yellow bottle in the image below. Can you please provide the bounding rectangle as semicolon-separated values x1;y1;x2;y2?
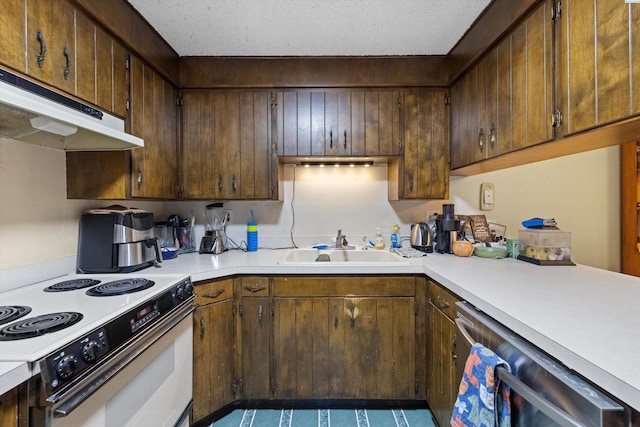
374;228;385;250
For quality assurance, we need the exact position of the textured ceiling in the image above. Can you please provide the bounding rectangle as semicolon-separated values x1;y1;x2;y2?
127;0;492;57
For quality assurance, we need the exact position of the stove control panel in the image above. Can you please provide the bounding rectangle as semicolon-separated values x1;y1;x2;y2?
45;327;110;389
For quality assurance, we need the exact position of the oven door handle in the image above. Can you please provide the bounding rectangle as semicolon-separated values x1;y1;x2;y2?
50;303;195;417
454;318;604;427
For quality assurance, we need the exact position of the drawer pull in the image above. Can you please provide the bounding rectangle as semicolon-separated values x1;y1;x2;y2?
244;284;266;293
350;306;355;329
36;30;47;67
258;304;264;328
436;295;450;309
202;289;225;299
63;46;72;80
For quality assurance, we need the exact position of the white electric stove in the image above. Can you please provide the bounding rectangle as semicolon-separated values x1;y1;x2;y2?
0;273;194;426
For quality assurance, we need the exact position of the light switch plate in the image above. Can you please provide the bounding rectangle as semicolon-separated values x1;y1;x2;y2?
480;182;494;210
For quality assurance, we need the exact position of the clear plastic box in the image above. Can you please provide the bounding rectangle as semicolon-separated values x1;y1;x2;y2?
518;229;573;264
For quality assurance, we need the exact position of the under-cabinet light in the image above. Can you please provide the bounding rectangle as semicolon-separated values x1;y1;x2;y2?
298;161;374;168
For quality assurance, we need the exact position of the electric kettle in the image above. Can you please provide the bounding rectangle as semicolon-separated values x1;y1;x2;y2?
410;222;433;253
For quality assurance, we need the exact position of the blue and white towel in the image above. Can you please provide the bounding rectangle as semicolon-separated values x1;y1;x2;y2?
450;343;511;427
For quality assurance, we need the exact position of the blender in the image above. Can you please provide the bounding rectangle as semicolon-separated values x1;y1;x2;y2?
199;203;230;254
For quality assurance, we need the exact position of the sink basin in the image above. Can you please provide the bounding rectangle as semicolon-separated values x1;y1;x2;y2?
278;248;410;265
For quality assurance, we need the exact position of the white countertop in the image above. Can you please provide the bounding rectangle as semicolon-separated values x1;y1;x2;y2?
0;362;30;396
154;248;640;411
4;248;639;411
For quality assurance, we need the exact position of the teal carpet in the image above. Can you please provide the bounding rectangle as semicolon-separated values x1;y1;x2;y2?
211;408;437;427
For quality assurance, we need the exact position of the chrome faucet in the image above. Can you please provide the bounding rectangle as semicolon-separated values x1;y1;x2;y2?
336;229;348;249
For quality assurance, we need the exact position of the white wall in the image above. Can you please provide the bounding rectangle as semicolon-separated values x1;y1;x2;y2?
0;138;161;271
0;137;622;277
449;146;621;271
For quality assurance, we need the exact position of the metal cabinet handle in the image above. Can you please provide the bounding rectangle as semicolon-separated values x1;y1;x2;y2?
436;295;450;309
36;30;47;67
218;175;223;191
243;284;266;293
202;289;225;299
199;317;205;341
232;174;237;192
137;166;143;189
343;130;347;150
350;306;355;329
63;46;72;80
330;130;333;149
408;173;414;192
451;334;457;361
478;128;485;152
334;306;339;329
258;304;264;328
488;123;496;148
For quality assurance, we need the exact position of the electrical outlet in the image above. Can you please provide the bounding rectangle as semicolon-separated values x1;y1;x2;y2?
480;183;494;210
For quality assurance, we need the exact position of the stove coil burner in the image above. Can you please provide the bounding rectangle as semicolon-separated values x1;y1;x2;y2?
43;278;101;292
0;312;83;341
85;278;155;297
0;305;32;325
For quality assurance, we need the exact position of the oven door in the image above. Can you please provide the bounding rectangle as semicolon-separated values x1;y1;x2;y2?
50;315;192;427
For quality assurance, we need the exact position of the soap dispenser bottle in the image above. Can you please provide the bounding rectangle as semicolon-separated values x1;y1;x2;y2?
374;228;385;250
390;224;399;248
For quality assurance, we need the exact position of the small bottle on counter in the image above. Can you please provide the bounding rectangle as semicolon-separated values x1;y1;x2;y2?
247;221;258;251
390;224;399;248
374;228;385;250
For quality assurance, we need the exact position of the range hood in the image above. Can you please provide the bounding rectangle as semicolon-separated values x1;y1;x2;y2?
0;69;143;151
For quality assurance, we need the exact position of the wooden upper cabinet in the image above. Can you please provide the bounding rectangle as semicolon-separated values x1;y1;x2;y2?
0;0;26;73
181;90;277;200
450;0;554;170
130;56;179;199
560;0;640;135
25;0;53;83
276;89;401;158
393;88;449;200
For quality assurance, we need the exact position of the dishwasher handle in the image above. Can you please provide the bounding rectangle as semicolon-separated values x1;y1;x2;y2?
454;318;588;427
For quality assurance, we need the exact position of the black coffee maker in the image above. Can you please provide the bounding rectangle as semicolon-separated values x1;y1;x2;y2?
435;204;459;254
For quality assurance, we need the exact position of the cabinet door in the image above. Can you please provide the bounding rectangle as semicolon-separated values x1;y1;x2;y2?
75;9;96;104
560;0;637;135
182;91;216;199
426;304;457;427
130;56;179;199
511;0;554;150
192;279;235;422
401;89;449;199
272;297;334;399
0;0;26;73
342;297;415;399
51;0;75;94
238;296;271;398
361;90;402;157
450;71;477;169
239;92;275;199
26;0;52;84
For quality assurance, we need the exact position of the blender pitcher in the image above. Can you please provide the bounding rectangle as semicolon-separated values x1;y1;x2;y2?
199;203;229;254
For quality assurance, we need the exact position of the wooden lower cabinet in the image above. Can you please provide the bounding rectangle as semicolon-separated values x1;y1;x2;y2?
271;276;418;400
426;280;461;427
192;278;235;423
0;387;19;427
236;277;271;399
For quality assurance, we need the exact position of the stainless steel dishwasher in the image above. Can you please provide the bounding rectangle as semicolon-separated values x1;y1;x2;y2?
454;302;629;427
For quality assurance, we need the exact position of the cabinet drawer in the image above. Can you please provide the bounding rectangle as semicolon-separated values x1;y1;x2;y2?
273;276;415;297
428;280;460;320
194;278;234;305
240;276;270;296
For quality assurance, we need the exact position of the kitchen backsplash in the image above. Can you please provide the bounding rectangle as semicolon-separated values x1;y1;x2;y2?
0;136;621;283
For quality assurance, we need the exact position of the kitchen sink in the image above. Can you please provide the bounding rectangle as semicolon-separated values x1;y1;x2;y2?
278;248;410;264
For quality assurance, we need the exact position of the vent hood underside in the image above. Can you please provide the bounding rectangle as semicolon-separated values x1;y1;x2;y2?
0;69;143;151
